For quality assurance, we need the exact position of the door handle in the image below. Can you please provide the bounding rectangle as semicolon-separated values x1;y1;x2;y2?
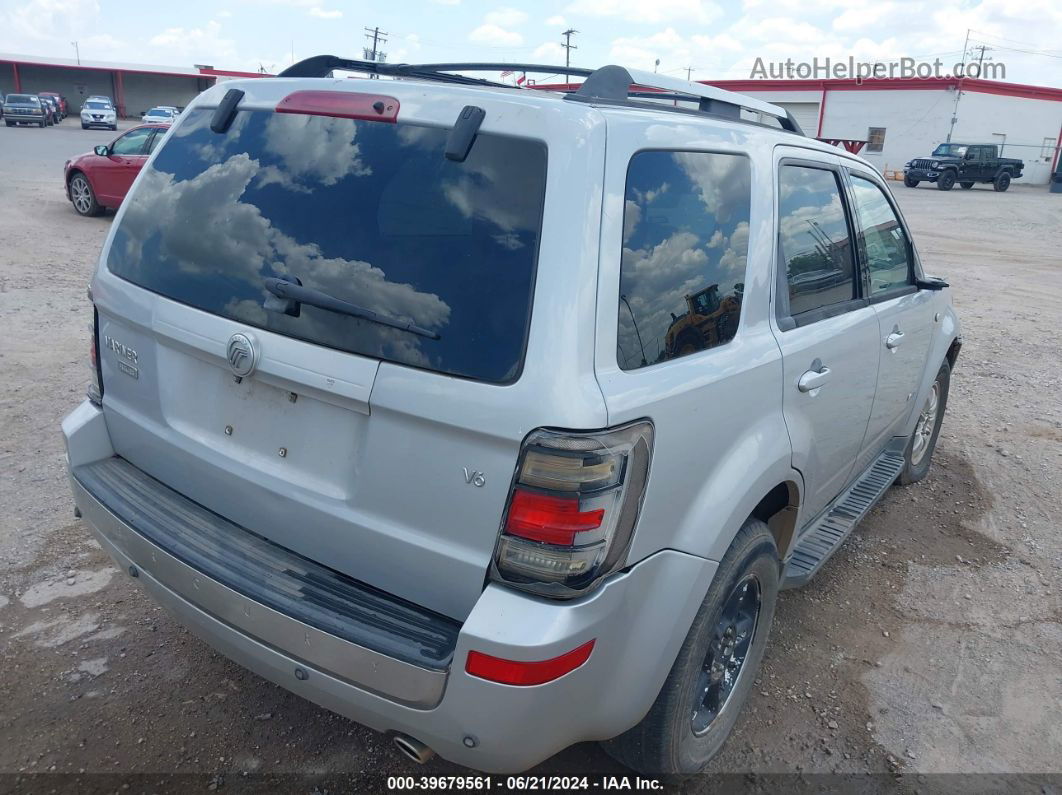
797;366;831;393
886;331;905;349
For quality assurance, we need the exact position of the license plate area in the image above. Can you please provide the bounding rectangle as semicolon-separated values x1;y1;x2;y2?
157;345;365;500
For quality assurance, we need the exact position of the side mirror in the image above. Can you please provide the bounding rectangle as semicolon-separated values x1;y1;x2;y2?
94;144;109;156
916;277;949;291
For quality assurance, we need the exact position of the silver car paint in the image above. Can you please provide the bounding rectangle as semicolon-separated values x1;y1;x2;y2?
63;74;962;771
89;78;609;621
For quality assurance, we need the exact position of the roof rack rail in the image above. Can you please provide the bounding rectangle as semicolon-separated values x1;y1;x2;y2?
276;57;804;136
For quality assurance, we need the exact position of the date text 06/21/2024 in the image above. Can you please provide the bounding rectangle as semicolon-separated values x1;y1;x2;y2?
385;775;665;790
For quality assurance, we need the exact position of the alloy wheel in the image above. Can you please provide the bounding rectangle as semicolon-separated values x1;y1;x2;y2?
692;575;761;735
910;381;940;465
70;177;92;215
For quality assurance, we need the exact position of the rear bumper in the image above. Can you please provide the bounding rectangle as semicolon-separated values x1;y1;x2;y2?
63;401;716;772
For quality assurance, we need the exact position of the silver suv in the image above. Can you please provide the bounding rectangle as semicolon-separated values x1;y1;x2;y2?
62;59;961;775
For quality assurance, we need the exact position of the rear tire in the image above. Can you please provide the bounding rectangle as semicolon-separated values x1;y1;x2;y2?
936;171;956;191
960;182;974;189
898;360;950;485
602;518;779;775
993;171;1011;192
903;175;919;187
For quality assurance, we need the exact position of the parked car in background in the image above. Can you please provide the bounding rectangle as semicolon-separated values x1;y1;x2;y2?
904;143;1025;191
62;60;961;776
141;106;176;124
3;94;46;127
81;99;118;130
38;95;59;125
158;105;180;116
64;124;169;216
40;91;69;119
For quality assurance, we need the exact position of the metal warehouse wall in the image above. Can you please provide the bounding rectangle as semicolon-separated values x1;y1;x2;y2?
122;74;210;117
821;89;1062;185
2;65;116;113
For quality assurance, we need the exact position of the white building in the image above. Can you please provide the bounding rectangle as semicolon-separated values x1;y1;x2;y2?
708;76;1062;185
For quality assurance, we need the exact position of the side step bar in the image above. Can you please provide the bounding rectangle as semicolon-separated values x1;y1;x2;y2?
782;450;905;588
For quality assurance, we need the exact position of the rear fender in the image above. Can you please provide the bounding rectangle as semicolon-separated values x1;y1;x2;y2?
668;413;803;563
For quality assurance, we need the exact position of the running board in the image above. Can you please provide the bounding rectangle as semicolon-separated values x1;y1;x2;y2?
782;450;905;589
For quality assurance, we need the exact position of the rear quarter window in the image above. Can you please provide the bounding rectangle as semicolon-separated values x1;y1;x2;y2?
617;150;752;370
105;108;548;384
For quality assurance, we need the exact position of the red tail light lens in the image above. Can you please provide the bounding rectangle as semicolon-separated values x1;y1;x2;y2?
276;91;399;122
492;422;654;598
466;640;595;686
505;490;604;546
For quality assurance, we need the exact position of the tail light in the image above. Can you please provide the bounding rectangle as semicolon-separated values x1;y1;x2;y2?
491;421;653;598
87;307;103;405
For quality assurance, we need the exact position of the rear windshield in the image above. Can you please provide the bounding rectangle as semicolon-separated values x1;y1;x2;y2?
106;107;548;383
6;94;38;104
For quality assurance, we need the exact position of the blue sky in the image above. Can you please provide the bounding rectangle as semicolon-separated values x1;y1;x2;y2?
2;0;1060;87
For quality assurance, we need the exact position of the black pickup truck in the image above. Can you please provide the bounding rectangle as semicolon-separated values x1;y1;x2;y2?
904;143;1024;191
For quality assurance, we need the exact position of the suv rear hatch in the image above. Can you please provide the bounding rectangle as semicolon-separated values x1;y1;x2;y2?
91;80;605;620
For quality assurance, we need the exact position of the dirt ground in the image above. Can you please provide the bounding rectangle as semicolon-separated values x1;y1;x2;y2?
1;121;1060;792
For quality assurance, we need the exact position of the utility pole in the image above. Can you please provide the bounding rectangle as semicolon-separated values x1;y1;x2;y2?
685;66;693;81
561;29;578;85
969;44;993;77
946;28;970;143
71;41;80;65
363;26;388;77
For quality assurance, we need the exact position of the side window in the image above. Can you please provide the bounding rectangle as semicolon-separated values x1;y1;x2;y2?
146;130;163;154
849;175;912;295
111;128;153;156
867;127;886;153
617;151;752;370
778;165;857;318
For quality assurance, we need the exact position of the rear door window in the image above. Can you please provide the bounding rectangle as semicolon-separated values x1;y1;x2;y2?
777;165;858;320
106;108;548;383
617;150;752;370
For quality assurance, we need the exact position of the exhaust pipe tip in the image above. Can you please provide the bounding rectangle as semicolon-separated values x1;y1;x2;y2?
393;733;435;765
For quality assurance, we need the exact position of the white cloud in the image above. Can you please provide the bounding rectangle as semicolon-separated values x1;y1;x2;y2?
149;20;236;60
545;14;567;26
533;41;566;60
568;0;721;24
485;7;528;27
309;7;342;17
217;9;233;17
468;24;523;47
832;3;895;31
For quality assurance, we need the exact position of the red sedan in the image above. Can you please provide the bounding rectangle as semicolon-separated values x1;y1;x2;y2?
64;124;169;216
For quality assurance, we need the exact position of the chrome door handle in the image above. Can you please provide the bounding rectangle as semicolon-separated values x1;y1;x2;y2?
886;331;905;349
797;366;831;393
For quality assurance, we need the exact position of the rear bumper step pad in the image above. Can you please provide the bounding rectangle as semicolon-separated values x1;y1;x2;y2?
73;457;460;706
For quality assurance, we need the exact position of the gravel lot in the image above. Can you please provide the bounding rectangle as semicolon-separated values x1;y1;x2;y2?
1;120;1060;791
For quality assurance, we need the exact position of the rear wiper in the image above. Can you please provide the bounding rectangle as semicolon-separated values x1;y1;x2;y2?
263;277;440;340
